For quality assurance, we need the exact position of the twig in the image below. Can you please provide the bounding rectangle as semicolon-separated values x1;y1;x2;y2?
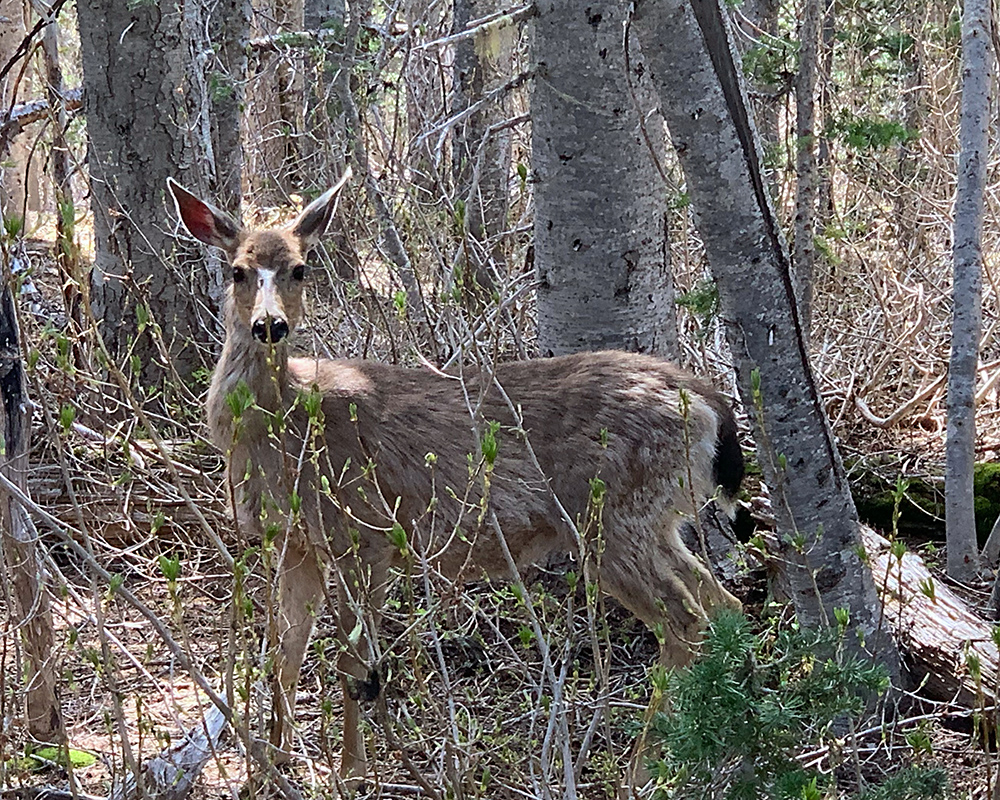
855;374;946;428
0;0;68;91
416;3;534;50
0;470;304;800
0;87;81;144
419;70;532;163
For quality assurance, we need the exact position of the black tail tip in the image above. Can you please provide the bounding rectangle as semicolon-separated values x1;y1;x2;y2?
713;403;745;507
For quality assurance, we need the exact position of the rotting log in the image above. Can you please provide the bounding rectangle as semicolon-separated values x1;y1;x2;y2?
109;704;228;800
0;276;65;745
864;524;998;706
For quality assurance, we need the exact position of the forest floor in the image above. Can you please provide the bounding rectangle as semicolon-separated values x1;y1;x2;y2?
11;529;1000;800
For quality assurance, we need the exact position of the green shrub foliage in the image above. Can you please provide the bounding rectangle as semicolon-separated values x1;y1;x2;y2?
647;611;945;800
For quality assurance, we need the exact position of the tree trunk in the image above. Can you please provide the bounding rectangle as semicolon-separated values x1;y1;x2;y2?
186;0;250;322
208;0;250;213
109;704;228;800
452;0;517;294
864;525;997;708
893;16;925;257
631;0;900;678
301;0;357;282
0;0;35;226
301;0;346;184
533;0;677;358
31;0;81;341
77;0;231;393
733;0;780;151
338;0;425;327
0;269;65;746
793;0;821;336
815;0;835;227
405;0;448;197
948;0;991;582
245;0;305;199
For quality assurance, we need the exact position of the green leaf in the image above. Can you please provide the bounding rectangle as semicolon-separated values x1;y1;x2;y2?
225;381;255;419
59;403;75;433
158;553;181;582
388;521;408;553
481;420;501;467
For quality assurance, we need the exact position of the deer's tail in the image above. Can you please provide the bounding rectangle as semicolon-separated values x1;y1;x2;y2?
712;401;744;516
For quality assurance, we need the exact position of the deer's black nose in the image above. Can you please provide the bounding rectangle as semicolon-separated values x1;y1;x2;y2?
252;317;289;344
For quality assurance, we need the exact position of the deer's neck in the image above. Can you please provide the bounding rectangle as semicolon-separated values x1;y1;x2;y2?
207;311;293;450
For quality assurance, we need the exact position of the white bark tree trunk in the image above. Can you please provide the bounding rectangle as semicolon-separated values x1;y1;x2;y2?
532;0;678;358
793;0;821;335
947;0;992;581
631;0;900;677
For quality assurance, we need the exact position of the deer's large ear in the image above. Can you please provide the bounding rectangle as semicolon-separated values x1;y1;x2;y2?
167;178;242;254
290;166;352;252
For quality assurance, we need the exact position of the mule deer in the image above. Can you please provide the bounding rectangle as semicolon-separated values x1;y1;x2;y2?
168;170;744;780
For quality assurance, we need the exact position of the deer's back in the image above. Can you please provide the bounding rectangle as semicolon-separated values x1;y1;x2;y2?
286;351;733;575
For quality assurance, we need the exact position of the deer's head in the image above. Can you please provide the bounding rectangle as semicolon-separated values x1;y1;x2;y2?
168;169;351;345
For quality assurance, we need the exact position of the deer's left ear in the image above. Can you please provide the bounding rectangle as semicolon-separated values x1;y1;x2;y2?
291;166;352;252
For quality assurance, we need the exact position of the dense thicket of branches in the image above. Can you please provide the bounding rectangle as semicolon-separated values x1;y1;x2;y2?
0;0;998;797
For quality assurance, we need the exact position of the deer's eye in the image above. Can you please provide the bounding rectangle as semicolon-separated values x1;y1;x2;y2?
291;263;306;281
232;267;247;283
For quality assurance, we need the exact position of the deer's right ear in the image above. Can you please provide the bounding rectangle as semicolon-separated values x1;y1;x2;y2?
167;178;241;253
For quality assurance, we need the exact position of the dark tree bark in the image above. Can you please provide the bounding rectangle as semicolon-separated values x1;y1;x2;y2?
631;0;900;677
245;0;305;199
947;0;992;582
0;272;65;746
532;0;677;358
305;0;344;30
78;0;244;392
31;0;81;340
208;0;250;213
452;0;517;292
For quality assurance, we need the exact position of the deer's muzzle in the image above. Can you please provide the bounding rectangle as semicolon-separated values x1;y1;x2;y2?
252;316;290;344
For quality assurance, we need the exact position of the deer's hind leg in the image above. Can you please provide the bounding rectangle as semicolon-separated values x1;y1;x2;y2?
599;511;739;667
271;534;328;759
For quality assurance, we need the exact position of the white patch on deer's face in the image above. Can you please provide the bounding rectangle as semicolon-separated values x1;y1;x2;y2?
251;269;287;329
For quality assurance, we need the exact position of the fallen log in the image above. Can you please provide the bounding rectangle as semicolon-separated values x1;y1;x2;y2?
863;524;998;706
109;704;228;800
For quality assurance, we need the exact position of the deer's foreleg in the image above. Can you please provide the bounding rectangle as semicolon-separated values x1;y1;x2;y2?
271;535;327;758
